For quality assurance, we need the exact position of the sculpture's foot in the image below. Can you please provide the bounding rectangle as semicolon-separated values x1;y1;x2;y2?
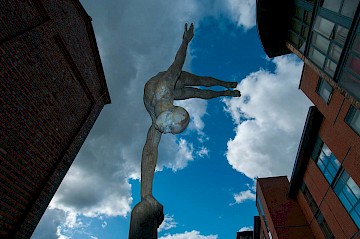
224;90;241;97
129;197;164;239
225;81;238;89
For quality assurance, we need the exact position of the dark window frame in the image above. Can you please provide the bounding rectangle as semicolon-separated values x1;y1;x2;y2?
333;168;360;229
316;77;334;103
301;182;334;238
312;136;341;185
345;105;360;135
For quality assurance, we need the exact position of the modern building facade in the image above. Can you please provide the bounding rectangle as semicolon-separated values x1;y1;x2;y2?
253;0;360;238
0;1;110;238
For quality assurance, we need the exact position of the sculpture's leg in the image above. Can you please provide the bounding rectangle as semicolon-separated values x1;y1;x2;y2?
176;71;238;89
141;125;162;198
174;87;241;100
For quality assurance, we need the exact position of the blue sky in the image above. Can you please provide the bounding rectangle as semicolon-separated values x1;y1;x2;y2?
32;1;312;239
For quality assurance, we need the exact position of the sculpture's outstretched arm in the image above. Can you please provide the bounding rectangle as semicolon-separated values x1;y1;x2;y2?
141;124;162;199
166;23;194;86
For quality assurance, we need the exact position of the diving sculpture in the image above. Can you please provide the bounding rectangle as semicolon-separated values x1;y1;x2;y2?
129;23;241;239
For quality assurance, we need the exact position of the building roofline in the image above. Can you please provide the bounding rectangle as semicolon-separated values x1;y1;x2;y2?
257;175;288;180
289;106;323;198
71;0;111;104
256;0;292;58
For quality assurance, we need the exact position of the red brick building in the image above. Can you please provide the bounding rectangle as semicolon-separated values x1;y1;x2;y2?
253;0;360;238
0;1;110;238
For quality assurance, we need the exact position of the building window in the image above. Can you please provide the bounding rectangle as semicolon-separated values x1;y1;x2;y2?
339;34;360;101
309;15;350;77
322;0;360;19
312;137;341;184
301;182;334;238
345;106;360;135
257;196;271;238
315;211;335;239
301;182;319;214
288;6;312;53
333;169;360;228
316;78;333;103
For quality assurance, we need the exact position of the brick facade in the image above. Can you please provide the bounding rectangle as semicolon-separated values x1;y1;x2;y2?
256;177;315;239
0;1;110;238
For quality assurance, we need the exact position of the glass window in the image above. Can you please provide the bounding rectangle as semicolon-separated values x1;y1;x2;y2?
301;182;334;238
301;182;319;214
309;47;326;66
257;197;270;232
312;33;330;52
347;54;360;75
314;17;335;39
334;169;360;228
312;137;341;184
322;0;359;18
339;71;360;101
334;26;349;45
329;44;342;62
288;6;311;53
339;34;360;101
345;106;360;135
316;78;333;103
325;59;337;76
341;0;359;18
322;0;341;12
315;211;335;239
292;19;302;34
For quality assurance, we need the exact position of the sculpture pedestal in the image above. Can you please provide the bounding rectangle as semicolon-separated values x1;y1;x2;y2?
129;198;164;239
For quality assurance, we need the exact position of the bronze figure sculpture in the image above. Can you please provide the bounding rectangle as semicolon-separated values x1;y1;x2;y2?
129;23;240;239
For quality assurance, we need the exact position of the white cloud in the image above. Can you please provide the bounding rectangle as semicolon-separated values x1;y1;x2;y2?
56;227;70;239
224;0;256;30
230;190;256;205
31;209;66;239
101;221;107;229
159;230;218;239
175;99;208;135
173;138;195;171
49;162;132;218
239;226;253;232
197;146;209;158
159;215;178;232
224;55;312;179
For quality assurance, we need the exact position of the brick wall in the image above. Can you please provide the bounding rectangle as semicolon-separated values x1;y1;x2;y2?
0;1;110;238
256;177;315;239
298;64;360;238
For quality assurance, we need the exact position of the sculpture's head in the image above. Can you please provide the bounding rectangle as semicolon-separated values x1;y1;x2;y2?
155;106;190;134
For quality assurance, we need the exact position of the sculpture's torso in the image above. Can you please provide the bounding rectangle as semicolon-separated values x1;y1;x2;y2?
144;71;175;122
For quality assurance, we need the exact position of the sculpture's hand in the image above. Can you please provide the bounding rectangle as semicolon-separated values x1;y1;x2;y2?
183;23;194;42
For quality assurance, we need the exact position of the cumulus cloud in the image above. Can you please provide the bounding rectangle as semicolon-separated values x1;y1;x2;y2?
159;215;178;232
101;221;107;229
175;99;208;141
32;209;66;239
197;146;209;158
224;0;256;30
159;230;218;239
230;190;256;205
230;181;256;205
239;226;253;232
224;55;312;179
